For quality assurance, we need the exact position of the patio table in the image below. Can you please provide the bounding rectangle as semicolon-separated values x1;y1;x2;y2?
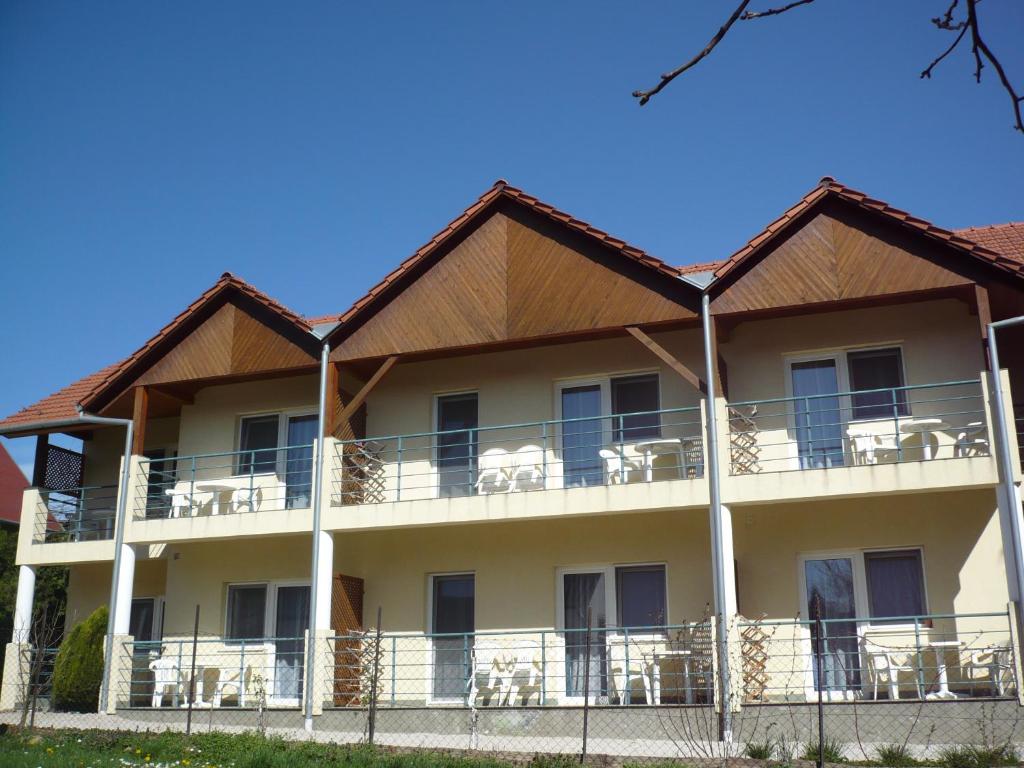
899;418;949;460
633;438;684;482
925;640;964;700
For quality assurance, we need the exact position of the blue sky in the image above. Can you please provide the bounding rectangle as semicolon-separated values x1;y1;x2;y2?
2;0;1022;477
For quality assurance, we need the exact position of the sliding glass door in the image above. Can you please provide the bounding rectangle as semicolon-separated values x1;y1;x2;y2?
803;557;861;695
791;359;845;469
273;585;311;702
561;385;604;487
431;574;475;701
563;571;608;700
437;394;478;498
285;415;317;508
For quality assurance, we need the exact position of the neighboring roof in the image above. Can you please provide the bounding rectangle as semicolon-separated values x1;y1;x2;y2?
325;179;687;333
955;223;1024;263
678;260;726;275
714;177;1024;282
0;443;29;525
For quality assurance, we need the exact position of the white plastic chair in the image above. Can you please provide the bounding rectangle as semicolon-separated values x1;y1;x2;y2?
469;640;541;706
474;448;510;494
599;448;638;484
847;428;899;465
149;656;182;708
230;485;263;514
969;647;1012;696
607;638;654;704
865;650;921;700
955;422;990;458
508;445;545;492
212;665;251;707
165;488;197;519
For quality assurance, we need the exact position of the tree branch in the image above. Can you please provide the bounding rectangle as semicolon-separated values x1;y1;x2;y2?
740;0;816;20
632;0;752;106
967;0;1024;132
920;23;968;79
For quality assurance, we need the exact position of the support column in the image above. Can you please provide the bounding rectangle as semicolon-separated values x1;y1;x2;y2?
13;565;36;644
997;483;1024;602
310;530;335;718
104;544;136;713
112;544;136;636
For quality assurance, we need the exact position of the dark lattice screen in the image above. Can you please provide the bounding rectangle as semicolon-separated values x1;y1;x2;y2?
44;445;83;493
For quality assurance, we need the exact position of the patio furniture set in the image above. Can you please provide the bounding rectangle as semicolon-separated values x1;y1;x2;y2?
846;420;989;465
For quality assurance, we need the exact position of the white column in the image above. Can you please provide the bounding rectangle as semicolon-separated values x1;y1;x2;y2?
315;531;334;630
997;483;1024;602
112;544;136;635
12;566;36;644
719;505;738;616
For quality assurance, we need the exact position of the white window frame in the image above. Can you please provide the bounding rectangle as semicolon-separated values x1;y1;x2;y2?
425;571;476;705
130;595;165;643
555;562;669;635
235;408;317;477
552;371;661;489
783;345;908;469
797;547;928;700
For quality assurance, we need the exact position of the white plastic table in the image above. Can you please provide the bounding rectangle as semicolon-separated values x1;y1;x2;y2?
633;438;684;482
899;418;949;460
194;481;245;516
652;648;694;704
925;640;964;700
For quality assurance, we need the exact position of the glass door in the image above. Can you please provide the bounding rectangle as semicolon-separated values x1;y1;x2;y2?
431;574;475;701
273;585;310;702
563;571;608;700
285;415;317;508
436;394;478;498
803;557;861;696
561;385;604;487
791;359;845;469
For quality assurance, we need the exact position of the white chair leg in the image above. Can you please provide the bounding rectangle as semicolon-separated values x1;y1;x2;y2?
151;688;161;708
888;676;899;701
642;667;653;705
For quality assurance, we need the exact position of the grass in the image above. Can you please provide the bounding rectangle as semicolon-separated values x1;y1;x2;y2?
0;728;576;768
803;737;845;764
936;745;1018;768
744;740;774;760
876;744;918;767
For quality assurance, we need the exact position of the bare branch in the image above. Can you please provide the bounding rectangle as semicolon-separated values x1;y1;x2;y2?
967;0;1024;132
932;0;964;30
740;0;816;21
920;23;968;79
632;0;752;106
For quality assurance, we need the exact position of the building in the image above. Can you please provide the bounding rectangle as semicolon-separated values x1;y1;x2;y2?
0;178;1023;750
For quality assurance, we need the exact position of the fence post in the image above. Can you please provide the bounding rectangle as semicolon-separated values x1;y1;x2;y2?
913;617;925;696
186;604;200;737
367;606;382;747
814;600;825;768
395;437;403;502
580;606;592;765
541;422;548;489
541;630;547;705
618;415;627;483
390;635;396;707
892;390;903;462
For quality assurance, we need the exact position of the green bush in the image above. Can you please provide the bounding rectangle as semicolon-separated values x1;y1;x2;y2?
876;744;918;767
938;745;1018;768
51;605;107;712
744;740;775;760
803;737;845;764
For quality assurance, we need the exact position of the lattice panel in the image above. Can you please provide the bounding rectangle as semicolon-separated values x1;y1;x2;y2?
44;445;83;493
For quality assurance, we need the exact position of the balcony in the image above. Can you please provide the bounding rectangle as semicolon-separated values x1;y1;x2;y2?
330;407;705;524
36;485;118;544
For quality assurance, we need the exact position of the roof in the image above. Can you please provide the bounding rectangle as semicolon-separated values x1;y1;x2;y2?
678;260;726;275
325;179;685;331
0;443;28;525
955;223;1024;263
0;363;122;432
714;177;1024;282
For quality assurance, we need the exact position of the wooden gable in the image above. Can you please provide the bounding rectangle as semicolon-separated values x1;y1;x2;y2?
332;202;698;362
132;299;317;388
712;200;977;316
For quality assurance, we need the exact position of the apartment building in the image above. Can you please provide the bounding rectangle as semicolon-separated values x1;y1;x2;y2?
1;178;1023;743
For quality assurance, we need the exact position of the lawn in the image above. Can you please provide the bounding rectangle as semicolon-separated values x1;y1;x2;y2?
0;728;579;768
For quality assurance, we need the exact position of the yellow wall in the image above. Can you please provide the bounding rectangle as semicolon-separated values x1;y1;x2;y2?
65;557;167;630
733;488;1006;619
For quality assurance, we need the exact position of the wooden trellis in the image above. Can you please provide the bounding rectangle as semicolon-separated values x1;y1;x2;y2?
740;615;770;702
728;405;761;475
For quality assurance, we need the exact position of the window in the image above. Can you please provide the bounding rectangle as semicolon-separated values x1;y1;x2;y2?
611;374;661;442
848;348;908;420
615;565;667;627
129;597;162;642
238;415;279;475
864;549;926;620
225;584;268;639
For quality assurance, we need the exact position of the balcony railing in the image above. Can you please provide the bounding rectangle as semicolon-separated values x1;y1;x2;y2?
135;444;315;520
120;636;305;709
332;407;704;505
727;379;988;475
737;611;1016;703
38;485;118;543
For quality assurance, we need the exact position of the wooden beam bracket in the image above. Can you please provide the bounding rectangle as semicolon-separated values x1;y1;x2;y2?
625;326;706;394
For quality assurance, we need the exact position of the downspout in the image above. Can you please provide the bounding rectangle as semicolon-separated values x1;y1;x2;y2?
304;342;330;732
74;408;134;714
988;316;1024;653
701;293;732;742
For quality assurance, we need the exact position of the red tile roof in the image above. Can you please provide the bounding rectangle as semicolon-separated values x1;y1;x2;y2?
714;177;1024;281
678;260;725;275
955;223;1024;263
0;443;29;525
326;179;684;329
0;363;122;431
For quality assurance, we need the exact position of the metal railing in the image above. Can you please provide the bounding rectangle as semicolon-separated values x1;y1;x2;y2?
37;485;118;543
135;444;316;519
1014;402;1023;471
333;407;704;505
737;611;1016;703
119;636;306;709
728;380;988;475
325;623;714;709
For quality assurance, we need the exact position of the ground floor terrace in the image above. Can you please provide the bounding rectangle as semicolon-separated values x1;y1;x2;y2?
2;489;1022;753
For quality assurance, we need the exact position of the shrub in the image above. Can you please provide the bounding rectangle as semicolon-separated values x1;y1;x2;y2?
803;738;845;764
51;605;107;712
745;740;775;760
938;745;1018;768
877;744;917;767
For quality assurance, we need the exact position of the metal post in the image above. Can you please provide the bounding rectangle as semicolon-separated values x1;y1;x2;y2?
368;606;382;746
541;422;548;489
186;604;200;736
390;636;396;707
580;607;592;764
541;630;547;704
988;316;1024;667
623;625;631;705
913;617;924;695
892;390;903;462
814;600;825;768
701;294;733;742
618;415;627;483
396;436;403;502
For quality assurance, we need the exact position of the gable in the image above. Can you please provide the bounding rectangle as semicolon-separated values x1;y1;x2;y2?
712;202;975;316
132;299;317;387
332;203;698;362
